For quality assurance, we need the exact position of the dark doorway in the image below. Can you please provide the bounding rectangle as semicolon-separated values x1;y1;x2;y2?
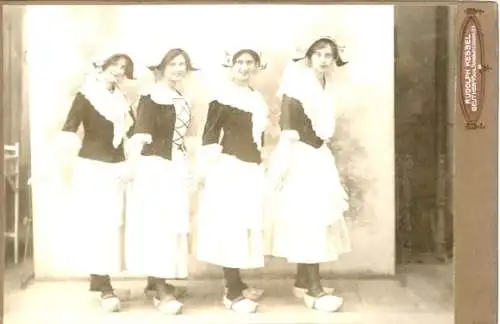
395;6;454;265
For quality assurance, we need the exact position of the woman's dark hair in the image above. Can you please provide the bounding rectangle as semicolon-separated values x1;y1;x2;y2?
232;49;261;67
305;38;348;67
148;48;197;73
98;54;135;79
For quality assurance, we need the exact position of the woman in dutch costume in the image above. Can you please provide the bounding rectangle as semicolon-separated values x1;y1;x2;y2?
57;49;135;312
265;35;351;312
123;47;197;315
195;47;268;314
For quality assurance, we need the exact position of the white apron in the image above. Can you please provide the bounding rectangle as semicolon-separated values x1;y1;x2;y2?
62;157;125;275
125;151;189;279
196;153;265;269
265;141;351;263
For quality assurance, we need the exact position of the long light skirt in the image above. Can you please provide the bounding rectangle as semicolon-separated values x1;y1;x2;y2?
265;142;352;264
196;154;265;269
62;158;125;275
125;154;189;279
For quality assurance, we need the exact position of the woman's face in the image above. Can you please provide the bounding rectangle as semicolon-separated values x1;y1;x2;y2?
308;44;335;74
231;52;258;83
102;57;128;85
162;54;188;83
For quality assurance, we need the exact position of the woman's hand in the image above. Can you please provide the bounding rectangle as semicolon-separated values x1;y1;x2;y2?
118;161;137;188
193;168;208;192
120;134;149;187
265;140;293;192
274;173;287;192
185;171;198;192
59;151;78;189
193;144;222;189
266;167;288;192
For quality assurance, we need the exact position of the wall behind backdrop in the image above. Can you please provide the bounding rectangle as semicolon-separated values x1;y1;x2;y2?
25;4;395;278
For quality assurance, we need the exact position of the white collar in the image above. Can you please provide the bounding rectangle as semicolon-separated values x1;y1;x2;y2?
141;82;192;109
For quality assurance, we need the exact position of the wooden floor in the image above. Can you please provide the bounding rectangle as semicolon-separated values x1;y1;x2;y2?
3;263;453;324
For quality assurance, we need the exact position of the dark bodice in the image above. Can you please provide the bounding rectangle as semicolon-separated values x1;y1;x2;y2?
62;92;134;163
132;94;182;160
279;94;324;148
202;100;264;164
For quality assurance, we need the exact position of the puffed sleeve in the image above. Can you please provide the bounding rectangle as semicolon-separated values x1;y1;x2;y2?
279;95;300;142
57;92;86;151
132;95;154;138
126;107;136;138
202;100;225;146
194;100;225;182
276;63;304;142
126;95;153;157
62;92;85;133
56;92;87;186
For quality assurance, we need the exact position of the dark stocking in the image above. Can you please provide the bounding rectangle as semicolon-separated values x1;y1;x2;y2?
89;274;114;296
150;277;175;299
306;263;324;297
145;276;177;293
223;267;248;300
294;263;309;289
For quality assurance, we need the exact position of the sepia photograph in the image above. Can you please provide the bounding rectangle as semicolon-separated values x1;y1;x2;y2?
2;2;495;323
